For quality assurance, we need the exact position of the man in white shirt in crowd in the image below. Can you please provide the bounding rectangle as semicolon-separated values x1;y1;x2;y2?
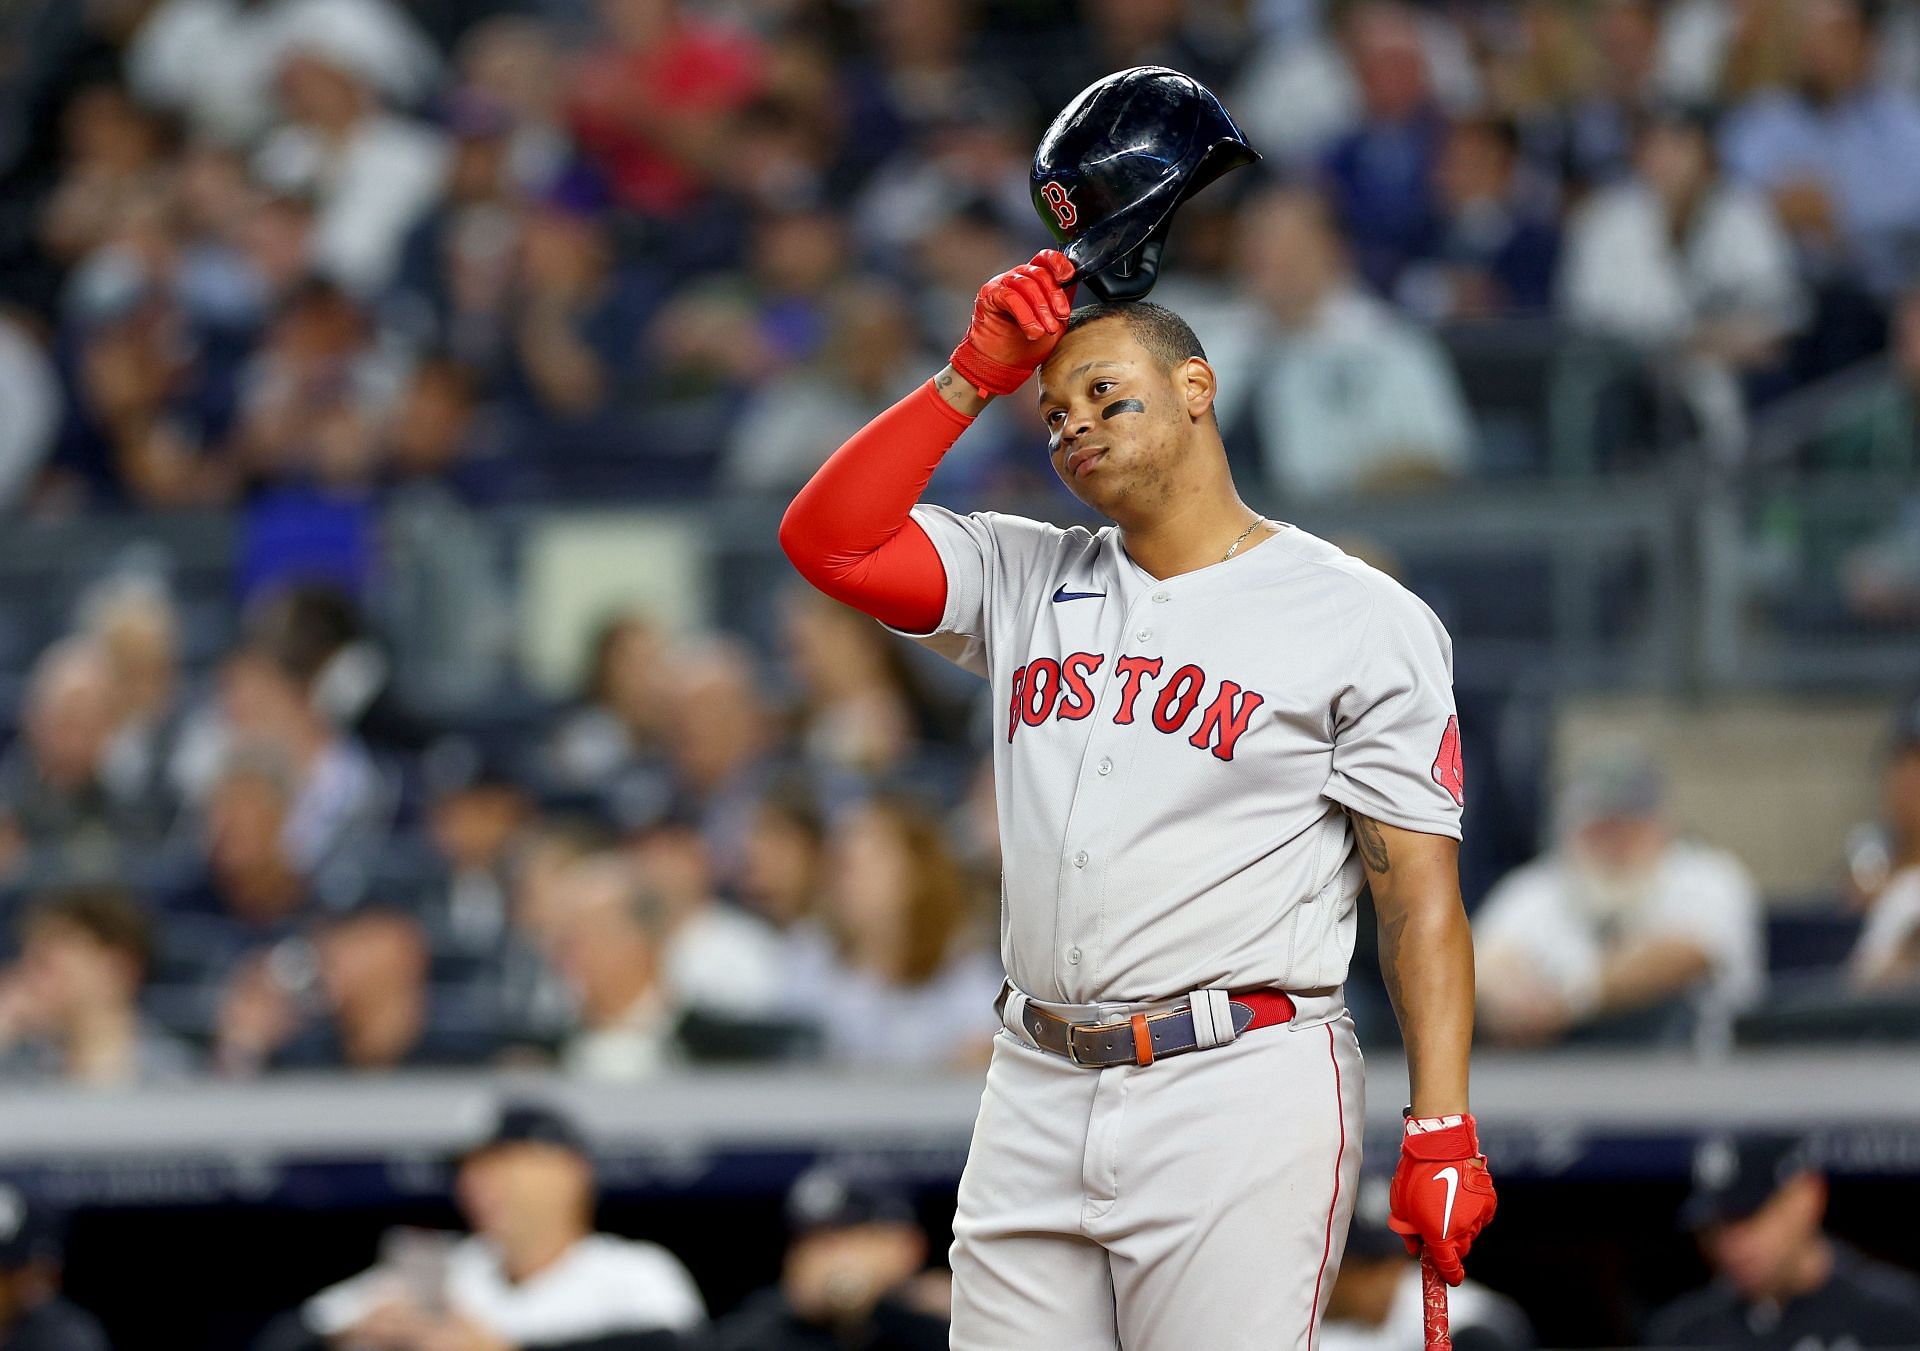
272;1099;706;1351
1474;744;1764;1045
1206;184;1476;501
547;852;682;1083
1558;102;1804;454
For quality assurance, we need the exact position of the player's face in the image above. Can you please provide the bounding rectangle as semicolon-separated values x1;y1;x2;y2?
1036;320;1192;518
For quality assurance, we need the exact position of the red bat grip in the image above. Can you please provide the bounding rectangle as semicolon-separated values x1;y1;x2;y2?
1422;1253;1452;1351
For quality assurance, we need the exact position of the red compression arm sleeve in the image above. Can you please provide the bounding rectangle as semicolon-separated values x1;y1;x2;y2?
778;379;972;634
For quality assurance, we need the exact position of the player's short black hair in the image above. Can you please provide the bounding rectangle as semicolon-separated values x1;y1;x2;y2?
1064;301;1207;368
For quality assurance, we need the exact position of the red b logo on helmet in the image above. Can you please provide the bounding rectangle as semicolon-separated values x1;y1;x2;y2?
1041;180;1076;230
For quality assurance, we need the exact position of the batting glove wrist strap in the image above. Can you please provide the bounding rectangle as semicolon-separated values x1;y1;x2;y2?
1400;1115;1480;1160
948;343;1033;400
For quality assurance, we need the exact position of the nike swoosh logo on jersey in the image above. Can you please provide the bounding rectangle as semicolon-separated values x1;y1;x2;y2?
1051;585;1106;602
1434;1166;1460;1239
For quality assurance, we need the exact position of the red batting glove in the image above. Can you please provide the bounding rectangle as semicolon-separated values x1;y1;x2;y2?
948;250;1076;398
1387;1114;1497;1286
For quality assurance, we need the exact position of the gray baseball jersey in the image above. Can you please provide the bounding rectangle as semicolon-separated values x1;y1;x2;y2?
895;506;1464;1004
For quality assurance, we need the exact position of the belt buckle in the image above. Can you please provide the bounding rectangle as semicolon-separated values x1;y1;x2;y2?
1065;1021;1087;1066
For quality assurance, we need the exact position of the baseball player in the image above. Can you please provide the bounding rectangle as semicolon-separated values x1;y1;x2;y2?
780;249;1496;1350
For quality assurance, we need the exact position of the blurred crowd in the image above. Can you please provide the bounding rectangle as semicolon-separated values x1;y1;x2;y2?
7;0;1920;520
0;571;1013;1083
0;0;1916;1087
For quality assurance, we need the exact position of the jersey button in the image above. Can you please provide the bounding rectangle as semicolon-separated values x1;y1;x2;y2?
1072;850;1089;868
1096;757;1113;776
1135;628;1152;643
1067;947;1082;964
1151;591;1169;603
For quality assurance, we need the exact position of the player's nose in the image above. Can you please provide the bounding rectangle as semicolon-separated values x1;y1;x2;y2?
1058;407;1095;449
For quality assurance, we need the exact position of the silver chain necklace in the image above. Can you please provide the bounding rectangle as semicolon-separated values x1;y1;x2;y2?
1222;517;1271;562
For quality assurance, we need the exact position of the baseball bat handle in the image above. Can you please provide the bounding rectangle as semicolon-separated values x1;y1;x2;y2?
1422;1253;1452;1351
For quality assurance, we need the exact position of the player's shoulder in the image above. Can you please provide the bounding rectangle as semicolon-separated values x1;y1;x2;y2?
917;504;1103;560
1268;526;1448;635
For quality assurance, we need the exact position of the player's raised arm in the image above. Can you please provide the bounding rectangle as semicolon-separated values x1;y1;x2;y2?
1349;813;1497;1287
777;251;1075;633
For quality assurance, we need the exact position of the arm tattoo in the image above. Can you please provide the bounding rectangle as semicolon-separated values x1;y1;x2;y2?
936;369;955;391
1352;814;1391;874
1377;899;1413;1022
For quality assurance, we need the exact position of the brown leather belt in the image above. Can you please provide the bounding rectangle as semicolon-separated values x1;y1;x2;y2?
1016;989;1297;1068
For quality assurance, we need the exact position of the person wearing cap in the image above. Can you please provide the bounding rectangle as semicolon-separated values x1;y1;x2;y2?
1473;744;1763;1045
0;1185;109;1351
264;1100;705;1351
1847;692;1920;990
1649;1135;1920;1347
700;1164;948;1351
1321;1175;1531;1351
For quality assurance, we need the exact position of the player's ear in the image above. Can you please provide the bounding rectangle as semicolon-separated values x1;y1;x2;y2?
1180;357;1216;423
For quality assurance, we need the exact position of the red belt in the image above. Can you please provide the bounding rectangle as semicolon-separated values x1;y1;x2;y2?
1017;989;1296;1068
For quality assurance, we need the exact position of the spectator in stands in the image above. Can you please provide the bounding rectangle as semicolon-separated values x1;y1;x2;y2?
568;0;765;219
1396;114;1559;323
0;638;169;878
1496;0;1658;190
847;0;986;162
704;1163;949;1351
214;643;388;882
1719;0;1920;299
1474;744;1764;1045
1231;0;1480;173
1649;1134;1920;1347
1660;0;1805;107
36;82;174;273
189;747;315;937
502;191;659;456
724;278;933;494
852;85;1035;280
226;281;394;598
651;204;850;411
246;584;416;753
81;576;185;823
494;817;609;1045
421;753;532;958
738;787;827;933
1321;1175;1532;1351
786;796;1000;1068
0;1185;110;1351
215;907;471;1073
1320;2;1450;294
547;611;674;796
1848;693;1920;990
0;889;194;1086
1212;185;1475;500
271;1099;706;1351
377;358;516;709
628;819;785;1020
661;638;778;884
548;852;679;1081
780;589;920;784
1559;102;1803;452
453;17;575;200
128;0;440;146
250;29;448;297
0;310;58;510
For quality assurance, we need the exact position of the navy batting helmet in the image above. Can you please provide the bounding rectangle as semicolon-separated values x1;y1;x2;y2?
1032;67;1259;302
